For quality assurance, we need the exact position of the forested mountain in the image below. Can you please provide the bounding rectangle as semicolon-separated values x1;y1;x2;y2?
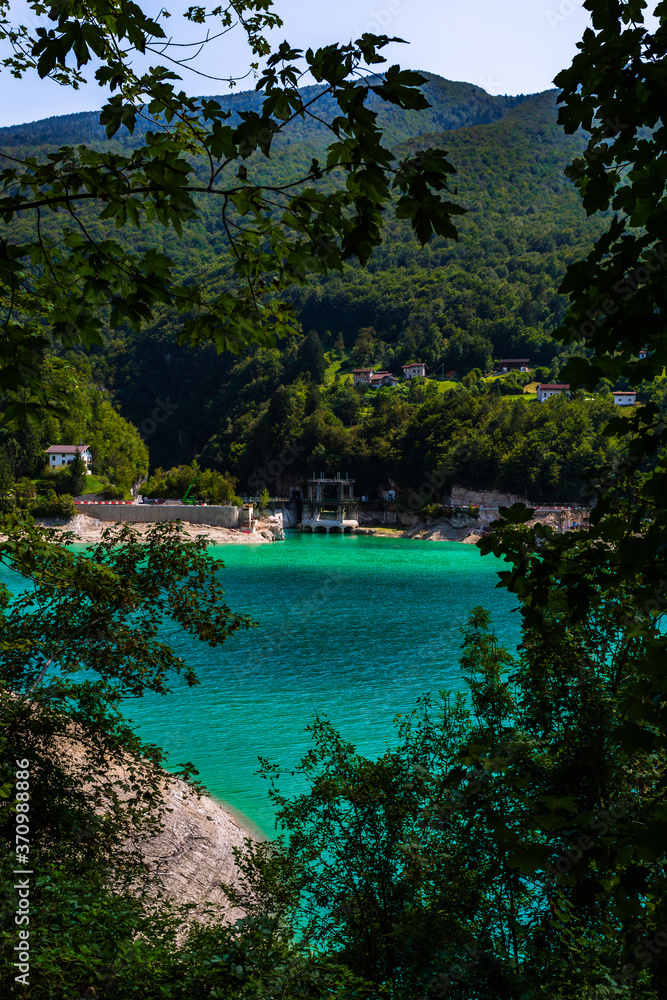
2;75;614;498
0;73;528;148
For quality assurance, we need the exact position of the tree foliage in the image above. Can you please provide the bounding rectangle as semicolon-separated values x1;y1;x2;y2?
242;602;666;998
474;3;667;992
0;1;465;414
0;517;261;996
143;461;240;503
4;2;667;997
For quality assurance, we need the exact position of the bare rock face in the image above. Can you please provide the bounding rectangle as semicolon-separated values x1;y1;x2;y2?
55;726;259;928
133;771;258;926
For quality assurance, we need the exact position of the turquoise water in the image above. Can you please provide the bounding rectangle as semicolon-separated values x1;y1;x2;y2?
116;533;520;838
0;533;520;837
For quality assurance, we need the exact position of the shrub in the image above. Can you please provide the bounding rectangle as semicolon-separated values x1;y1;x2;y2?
49;466;77;496
100;485;125;500
15;477;36;504
144;463;240;505
31;490;76;518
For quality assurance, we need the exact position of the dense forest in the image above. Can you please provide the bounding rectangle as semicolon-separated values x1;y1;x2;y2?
0;356;148;492
1;76;618;500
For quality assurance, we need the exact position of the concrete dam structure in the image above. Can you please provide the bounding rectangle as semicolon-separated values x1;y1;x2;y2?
300;474;358;534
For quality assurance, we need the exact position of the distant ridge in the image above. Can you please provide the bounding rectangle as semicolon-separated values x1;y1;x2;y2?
0;72;535;148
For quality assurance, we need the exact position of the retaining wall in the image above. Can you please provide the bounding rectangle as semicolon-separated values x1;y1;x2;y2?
450;486;527;507
74;503;241;528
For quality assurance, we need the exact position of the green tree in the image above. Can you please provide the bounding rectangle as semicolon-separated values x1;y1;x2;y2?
473;6;667;991
334;332;346;359
0;451;13;494
0;517;257;995
351;327;379;366
298;331;328;384
246;600;667;998
68;449;88;496
0;2;464;412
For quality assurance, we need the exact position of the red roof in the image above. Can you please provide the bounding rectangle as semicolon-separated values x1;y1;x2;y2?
45;444;90;454
537;384;570;390
498;358;530;363
401;361;425;367
353;368;373;373
612;390;636;395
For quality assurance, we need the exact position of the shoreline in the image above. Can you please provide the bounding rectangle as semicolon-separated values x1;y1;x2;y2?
50;710;262;927
35;513;485;546
201;788;268;844
357;525;483;544
35;513;279;545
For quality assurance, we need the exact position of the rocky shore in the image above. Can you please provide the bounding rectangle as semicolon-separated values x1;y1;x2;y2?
355;523;484;543
127;770;259;927
34;504;567;547
35;513;283;545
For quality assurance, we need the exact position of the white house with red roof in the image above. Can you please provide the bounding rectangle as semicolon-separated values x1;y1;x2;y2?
536;384;570;403
613;391;637;406
402;362;427;379
45;444;93;470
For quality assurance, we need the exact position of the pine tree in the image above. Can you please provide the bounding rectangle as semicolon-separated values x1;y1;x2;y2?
69;449;88;497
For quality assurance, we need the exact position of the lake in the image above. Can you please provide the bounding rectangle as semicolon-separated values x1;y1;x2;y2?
118;532;521;837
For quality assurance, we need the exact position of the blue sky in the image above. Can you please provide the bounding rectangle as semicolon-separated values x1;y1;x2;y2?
0;0;593;127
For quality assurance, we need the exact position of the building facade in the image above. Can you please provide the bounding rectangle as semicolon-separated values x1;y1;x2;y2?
45;445;93;469
536;384;570;403
401;362;427;379
497;358;530;372
369;372;399;387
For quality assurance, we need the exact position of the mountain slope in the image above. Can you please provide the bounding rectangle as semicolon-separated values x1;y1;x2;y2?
1;77;604;487
99;88;604;475
0;72;529;148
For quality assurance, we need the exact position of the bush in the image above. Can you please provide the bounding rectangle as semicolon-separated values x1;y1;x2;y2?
100;484;125;500
144;463;240;505
48;466;77;496
31;490;76;518
15;477;36;504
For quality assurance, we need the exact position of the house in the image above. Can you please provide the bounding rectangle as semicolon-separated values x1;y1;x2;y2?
497;358;530;372
402;362;427;379
613;390;637;406
639;347;649;359
353;367;374;385
536;384;570;403
369;371;399;387
45;444;93;470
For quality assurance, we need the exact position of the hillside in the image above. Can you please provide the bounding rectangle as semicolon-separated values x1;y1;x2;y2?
0;73;529;149
104;85;607;488
1;75;609;496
